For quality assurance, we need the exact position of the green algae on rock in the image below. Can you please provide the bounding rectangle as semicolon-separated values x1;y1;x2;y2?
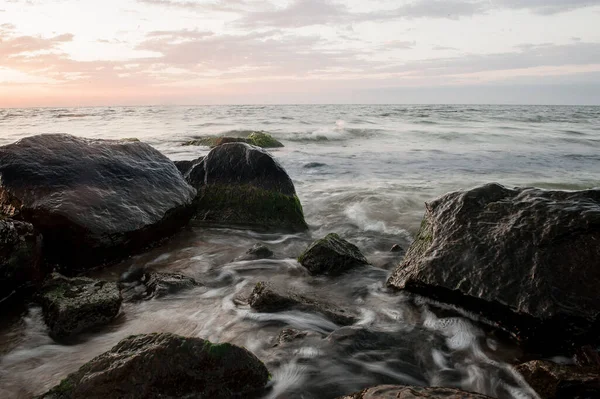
38;273;122;340
186;143;308;232
298;233;369;276
40;333;270;399
182;131;283;149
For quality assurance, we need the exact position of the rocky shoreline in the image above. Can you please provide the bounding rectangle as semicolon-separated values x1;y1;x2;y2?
0;134;598;398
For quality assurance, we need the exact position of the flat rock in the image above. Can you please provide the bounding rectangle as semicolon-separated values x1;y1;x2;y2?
0;134;196;270
119;268;201;302
40;332;270;398
338;385;493;399
298;233;369;276
235;243;274;261
0;218;43;302
187;143;307;232
182;132;283;149
387;183;600;352
38;273;122;340
515;360;600;399
249;281;358;325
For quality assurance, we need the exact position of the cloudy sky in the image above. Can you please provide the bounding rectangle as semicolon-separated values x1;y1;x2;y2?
1;0;599;106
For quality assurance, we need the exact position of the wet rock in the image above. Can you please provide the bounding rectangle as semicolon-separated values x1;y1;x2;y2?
337;385;493;399
387;183;600;352
187;143;307;232
249;281;358;325
0;218;43;302
298;233;369;276
235;243;274;261
389;244;403;253
303;162;327;169
0;134;196;270
119;267;201;302
40;332;270;399
274;328;310;346
173;156;204;177
182;132;283;149
515;360;600;399
38;273;121;340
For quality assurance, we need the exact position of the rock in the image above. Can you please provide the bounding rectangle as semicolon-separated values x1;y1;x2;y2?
0;218;43;302
298;233;369;276
515;360;600;399
303;162;327;169
249;281;358;325
274;328;310;346
0;134;196;270
119;268;201;302
337;385;493;399
173;156;204;177
387;183;600;352
182;132;283;149
235;243;274;261
40;332;270;398
187;143;307;232
389;244;403;253
38;273;122;340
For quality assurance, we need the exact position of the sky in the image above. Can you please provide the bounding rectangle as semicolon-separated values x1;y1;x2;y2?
1;0;599;106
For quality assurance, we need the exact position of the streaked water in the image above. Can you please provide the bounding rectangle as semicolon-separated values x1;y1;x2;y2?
1;105;599;398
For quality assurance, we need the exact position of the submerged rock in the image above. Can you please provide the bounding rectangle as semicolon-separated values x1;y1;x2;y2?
235;243;274;261
0;218;43;302
187;143;307;232
249;281;358;325
119;268;201;302
338;385;492;399
40;332;270;398
298;233;369;276
182;132;283;149
515;360;600;399
0;134;196;270
387;183;600;352
38;274;121;340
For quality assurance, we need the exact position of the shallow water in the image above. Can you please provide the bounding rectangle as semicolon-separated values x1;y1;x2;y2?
1;105;599;398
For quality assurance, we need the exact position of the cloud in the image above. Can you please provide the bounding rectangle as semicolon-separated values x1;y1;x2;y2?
493;0;599;15
0;25;74;58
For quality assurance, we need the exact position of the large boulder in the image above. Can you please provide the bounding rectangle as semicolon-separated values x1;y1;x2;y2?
0;218;43;302
298;233;369;276
338;385;492;399
186;143;307;232
40;333;270;398
515;360;600;399
0;134;196;270
38;274;122;340
249;281;358;325
387;183;600;353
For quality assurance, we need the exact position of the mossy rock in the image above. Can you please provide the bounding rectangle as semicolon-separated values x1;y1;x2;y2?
298;233;369;276
40;333;270;398
182;132;283;149
247;132;284;148
120;137;140;142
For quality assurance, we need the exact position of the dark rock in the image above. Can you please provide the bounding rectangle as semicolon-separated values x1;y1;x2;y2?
298;233;369;276
182;132;283;149
40;332;270;399
0;134;196;270
337;385;493;399
575;345;600;368
0;218;43;302
274;328;310;346
119;267;200;302
173;156;204;177
249;281;358;325
187;143;307;232
303;162;327;169
38;273;121;340
387;183;600;353
235;243;274;261
515;360;600;399
389;244;403;253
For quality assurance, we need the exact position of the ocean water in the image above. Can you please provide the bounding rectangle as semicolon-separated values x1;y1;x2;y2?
0;104;599;398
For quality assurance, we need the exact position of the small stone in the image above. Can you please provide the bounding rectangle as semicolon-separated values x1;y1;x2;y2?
236;244;274;261
298;233;369;276
390;244;403;253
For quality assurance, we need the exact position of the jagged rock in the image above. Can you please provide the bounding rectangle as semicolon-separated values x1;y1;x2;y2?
249;281;358;325
515;360;600;399
119;268;201;302
182;132;283;149
0;218;43;302
38;273;121;340
235;244;274;261
387;183;600;353
186;143;307;232
298;233;369;276
0;134;196;270
337;385;493;399
40;333;270;398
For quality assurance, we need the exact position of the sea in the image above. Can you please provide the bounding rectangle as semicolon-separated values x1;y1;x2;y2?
0;104;599;398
